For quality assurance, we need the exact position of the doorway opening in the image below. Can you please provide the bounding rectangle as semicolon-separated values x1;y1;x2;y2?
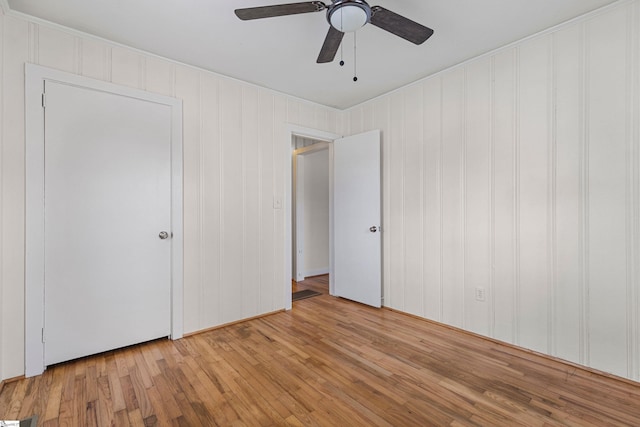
283;125;382;310
292;137;331;299
284;125;340;310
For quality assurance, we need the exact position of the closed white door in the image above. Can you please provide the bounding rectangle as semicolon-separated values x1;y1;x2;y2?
43;81;172;365
333;130;382;307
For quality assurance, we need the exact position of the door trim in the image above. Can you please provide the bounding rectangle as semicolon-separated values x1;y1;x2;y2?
25;64;184;377
284;125;341;310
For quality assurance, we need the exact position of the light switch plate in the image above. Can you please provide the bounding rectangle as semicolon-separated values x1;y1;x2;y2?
273;195;283;209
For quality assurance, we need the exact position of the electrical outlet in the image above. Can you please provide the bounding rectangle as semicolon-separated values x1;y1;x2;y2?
475;287;486;302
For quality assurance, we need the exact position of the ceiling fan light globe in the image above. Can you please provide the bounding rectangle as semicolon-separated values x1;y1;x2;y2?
329;4;368;32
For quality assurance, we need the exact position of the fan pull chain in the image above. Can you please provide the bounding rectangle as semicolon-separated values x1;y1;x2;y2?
339;7;345;66
353;32;358;82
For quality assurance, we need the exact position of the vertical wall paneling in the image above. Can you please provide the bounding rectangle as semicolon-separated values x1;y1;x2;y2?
258;91;275;313
200;73;221;327
315;105;328;132
37;26;75;73
586;7;629;378
441;68;465;327
242;86;260;317
553;24;583;363
514;46;521;347
516;36;551;354
403;85;424;316
220;80;243;323
111;47;142;89
633;0;640;382
362;103;374;131
326;109;338;136
349;107;363;136
423;77;442;321
628;0;640;382
548;38;556;357
27;22;36;64
344;2;640;382
80;38;109;81
175;66;201;332
145;56;174;96
388;93;405;308
299;102;314;129
0;9;5;381
491;48;517;343
272;95;287;310
580;19;591;367
626;2;638;379
461;70;467;330
2;15;28;378
488;57;496;338
464;58;491;336
287;99;300;127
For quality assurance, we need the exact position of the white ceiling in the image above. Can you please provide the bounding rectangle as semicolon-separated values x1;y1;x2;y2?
6;0;618;109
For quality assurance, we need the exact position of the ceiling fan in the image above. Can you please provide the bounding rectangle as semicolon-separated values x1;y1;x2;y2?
235;0;434;64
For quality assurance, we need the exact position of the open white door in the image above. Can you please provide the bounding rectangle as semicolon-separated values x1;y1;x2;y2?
333;130;381;307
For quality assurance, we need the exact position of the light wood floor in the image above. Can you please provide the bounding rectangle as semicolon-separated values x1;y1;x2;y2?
2;275;640;426
292;274;329;294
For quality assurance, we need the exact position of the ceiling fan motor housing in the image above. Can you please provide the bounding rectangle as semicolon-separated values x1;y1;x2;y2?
327;0;372;32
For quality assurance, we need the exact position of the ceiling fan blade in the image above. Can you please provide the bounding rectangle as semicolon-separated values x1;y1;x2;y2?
370;6;434;45
235;1;326;20
317;26;344;63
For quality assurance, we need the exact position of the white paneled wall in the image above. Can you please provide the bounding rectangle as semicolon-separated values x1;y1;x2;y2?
0;10;342;380
0;5;4;385
346;1;640;381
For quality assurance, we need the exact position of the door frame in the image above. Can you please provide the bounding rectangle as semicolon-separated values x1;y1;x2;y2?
293;142;331;282
284;125;341;310
25;64;184;377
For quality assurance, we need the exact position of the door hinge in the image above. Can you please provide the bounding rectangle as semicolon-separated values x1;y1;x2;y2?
41;93;46;108
42;328;45;343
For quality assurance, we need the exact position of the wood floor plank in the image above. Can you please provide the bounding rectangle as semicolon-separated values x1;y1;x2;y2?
119;375;138;413
172;391;215;426
111;409;130;427
104;355;126;413
2;275;640;425
72;376;85;426
57;397;75;427
126;408;145;427
8;383;27;421
85;364;98;404
129;367;153;419
16;368;46;420
95;375;115;426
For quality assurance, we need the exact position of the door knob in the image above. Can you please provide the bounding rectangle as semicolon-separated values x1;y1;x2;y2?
159;231;169;240
369;226;378;233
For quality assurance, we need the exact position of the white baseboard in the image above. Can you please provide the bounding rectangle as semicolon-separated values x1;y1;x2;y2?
304;268;329;278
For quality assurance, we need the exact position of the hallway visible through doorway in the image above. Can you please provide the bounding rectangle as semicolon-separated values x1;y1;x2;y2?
292;274;329;296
